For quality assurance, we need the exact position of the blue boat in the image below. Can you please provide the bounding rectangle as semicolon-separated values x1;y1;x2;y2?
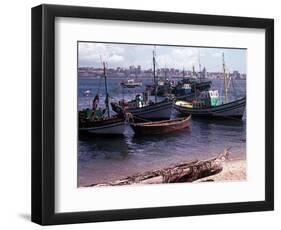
111;50;173;120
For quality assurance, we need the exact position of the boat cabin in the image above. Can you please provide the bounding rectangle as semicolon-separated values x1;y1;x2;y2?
198;90;220;107
183;83;191;90
127;92;151;109
174;83;192;96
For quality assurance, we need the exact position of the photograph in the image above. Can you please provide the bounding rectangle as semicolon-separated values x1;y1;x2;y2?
30;3;274;225
77;42;247;187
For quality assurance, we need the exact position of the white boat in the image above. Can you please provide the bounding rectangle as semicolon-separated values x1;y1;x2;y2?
83;89;92;96
121;79;142;88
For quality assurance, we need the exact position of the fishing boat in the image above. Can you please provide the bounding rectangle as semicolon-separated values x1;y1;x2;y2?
130;115;191;135
120;79;142;88
183;78;212;93
83;89;92;96
173;66;212;96
79;115;125;134
175;95;246;119
173;72;196;100
174;83;192;96
174;53;246;119
79;62;126;135
111;93;173;120
146;77;175;97
111;49;173;120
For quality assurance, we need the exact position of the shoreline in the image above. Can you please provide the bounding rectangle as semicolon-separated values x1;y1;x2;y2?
83;156;246;187
196;159;246;182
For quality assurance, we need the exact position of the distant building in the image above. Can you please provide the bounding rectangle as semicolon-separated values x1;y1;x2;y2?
232;70;241;79
77;66;246;79
129;65;136;74
137;65;141;73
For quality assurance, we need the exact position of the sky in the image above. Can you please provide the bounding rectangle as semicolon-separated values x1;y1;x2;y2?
78;42;247;73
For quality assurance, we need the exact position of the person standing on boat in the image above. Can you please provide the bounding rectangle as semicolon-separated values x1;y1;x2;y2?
90;94;102;121
92;94;99;111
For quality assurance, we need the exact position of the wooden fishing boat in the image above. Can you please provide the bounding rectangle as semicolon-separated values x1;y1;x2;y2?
111;98;173;120
79;115;125;134
130;115;191;135
173;78;212;95
174;96;246;119
174;53;246;119
146;77;175;97
111;50;173;120
79;62;126;135
173;65;211;96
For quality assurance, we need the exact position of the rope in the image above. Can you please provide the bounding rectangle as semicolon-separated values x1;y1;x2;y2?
225;64;245;99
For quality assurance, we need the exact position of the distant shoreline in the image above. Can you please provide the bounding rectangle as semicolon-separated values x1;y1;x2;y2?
78;76;247;81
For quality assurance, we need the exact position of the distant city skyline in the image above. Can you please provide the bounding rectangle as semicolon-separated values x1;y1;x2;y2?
78;42;247;74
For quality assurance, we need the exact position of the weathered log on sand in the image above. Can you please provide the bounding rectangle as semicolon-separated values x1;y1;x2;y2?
89;148;231;187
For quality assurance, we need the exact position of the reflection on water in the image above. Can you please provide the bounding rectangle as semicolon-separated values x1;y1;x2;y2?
78;78;246;186
78;118;246;186
79;134;130;161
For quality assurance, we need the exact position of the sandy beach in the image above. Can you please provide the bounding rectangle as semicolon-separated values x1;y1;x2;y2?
88;155;246;187
197;159;246;182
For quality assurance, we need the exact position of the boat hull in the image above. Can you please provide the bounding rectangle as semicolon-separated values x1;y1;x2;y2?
112;100;173;120
79;118;125;135
174;97;246;119
131;116;191;135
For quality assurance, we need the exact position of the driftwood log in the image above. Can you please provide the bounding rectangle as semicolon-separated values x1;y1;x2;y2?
88;148;231;187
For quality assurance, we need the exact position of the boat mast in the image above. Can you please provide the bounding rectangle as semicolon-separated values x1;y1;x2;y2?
153;49;157;103
222;53;228;103
192;65;196;77
198;51;202;81
103;62;110;118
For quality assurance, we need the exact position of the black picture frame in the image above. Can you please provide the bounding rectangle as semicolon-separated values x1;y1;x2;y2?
31;4;274;225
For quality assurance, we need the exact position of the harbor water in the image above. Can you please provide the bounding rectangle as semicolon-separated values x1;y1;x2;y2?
78;77;246;187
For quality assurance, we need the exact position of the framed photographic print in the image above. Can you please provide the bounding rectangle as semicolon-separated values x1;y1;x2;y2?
31;4;274;225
